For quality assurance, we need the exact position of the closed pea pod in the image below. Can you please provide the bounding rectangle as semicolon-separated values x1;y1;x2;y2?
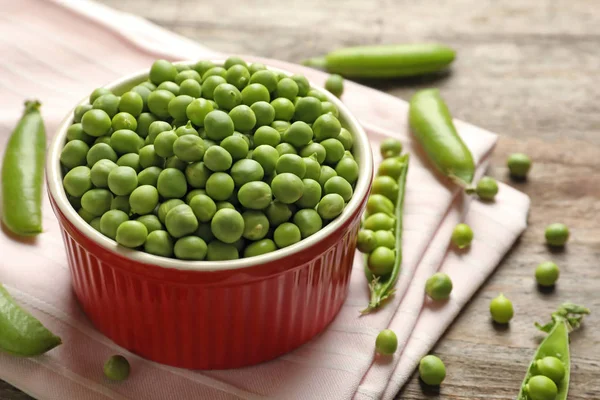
517;303;590;400
409;89;475;186
303;43;455;78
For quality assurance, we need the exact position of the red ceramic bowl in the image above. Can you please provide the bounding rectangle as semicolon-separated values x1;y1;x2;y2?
47;61;373;369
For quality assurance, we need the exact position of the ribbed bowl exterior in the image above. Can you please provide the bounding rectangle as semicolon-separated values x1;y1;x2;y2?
50;194;365;369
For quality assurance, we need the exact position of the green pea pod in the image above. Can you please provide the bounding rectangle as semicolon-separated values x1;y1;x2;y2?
517;303;590;400
409;89;475;186
0;284;62;356
361;154;409;314
1;100;46;236
302;44;455;78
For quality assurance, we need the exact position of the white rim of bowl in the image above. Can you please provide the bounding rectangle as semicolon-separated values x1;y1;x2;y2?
47;60;373;272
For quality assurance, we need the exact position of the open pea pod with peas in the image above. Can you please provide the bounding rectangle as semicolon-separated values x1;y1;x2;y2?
409;88;498;201
357;145;409;314
517;303;590;400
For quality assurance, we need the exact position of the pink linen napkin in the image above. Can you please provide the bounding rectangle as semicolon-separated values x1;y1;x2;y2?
0;1;530;399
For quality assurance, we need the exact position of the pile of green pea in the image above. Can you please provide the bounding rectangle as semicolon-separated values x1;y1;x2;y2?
60;57;360;261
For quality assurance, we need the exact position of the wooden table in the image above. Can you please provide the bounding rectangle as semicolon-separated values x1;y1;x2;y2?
3;0;599;398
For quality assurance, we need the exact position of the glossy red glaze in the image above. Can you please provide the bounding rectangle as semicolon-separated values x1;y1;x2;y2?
49;188;368;369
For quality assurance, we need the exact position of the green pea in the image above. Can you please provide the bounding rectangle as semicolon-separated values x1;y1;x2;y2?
475;176;499;201
89;88;112;104
157;168;187;199
371;175;399;203
425;272;453;301
318;165;338;190
249;70;278;92
375;329;397;355
337;128;353;150
129;185;159;215
266;201;294;227
374;230;395;249
238;181;272;210
174;69;202;85
545;223;569;247
146;121;172;143
294;96;322;123
535;261;560;287
274;222;301;248
507;153;532;178
157;81;180;96
67;123;94;145
172;135;205;162
185;98;213;127
316;193;344;220
203;145;233;172
103;355;131;381
290;74;310;96
93;94;120;119
419;355;446;386
136;214;163;233
282;121;314;148
535;356;565;384
313;114;341;141
367;246;394;276
144;230;174;257
201;75;227;100
205;172;235;201
225;64;250;90
250;101;276;127
150;59;178;85
525;375;558;400
204;110;234;141
303;154;321;181
118;92;143;117
271;98;295;121
244;238;276;257
112;112;138;132
90;217;102;231
325;74;344;97
380;138;403;158
253;126;279;148
216;201;235;210
209;208;244;244
451;223;473;249
111;129;143;155
241;211;270;240
295;179;322;209
213;83;242;111
324;176;353;202
193;60;216;76
130;86;151;111
157;199;184;224
185;161;211;188
307;89;328;102
203;67;227;80
115;220;147;248
377;157;404;180
179;78;202;98
252;145;279;175
165;204;199;238
489;293;514;324
138;145;164;169
168;95;194;121
321;101;339;118
300;142;326;164
334;157;359;185
229;105;257;132
164;155;186;171
275;77;299;101
274;154;304;178
293;208;322;238
241;83;270;105
60;140;89;169
111;195;130;214
364;213;395;231
357;229;377;253
74;104;93;123
275;142;297;156
172;236;207;260
86;143;117;167
248;62;266;74
147;89;175;118
116;152;141;172
207;240;239;261
63;166;92;197
228;159;264;187
107;166;137;196
100;209;129;240
271;173;304;204
366;194;394;216
321;138;345;165
139;81;157;90
78;208;96;223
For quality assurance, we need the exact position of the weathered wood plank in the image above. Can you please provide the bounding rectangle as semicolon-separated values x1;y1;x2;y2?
2;0;599;398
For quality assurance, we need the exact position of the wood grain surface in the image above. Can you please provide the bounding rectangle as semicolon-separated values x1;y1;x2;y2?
3;0;600;399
